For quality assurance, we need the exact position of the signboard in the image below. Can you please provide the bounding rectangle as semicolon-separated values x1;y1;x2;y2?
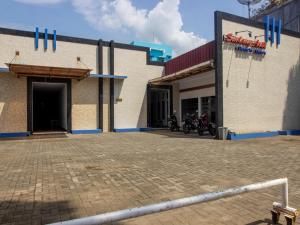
223;33;266;55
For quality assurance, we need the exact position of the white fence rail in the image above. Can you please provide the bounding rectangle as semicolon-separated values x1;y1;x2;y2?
48;178;297;225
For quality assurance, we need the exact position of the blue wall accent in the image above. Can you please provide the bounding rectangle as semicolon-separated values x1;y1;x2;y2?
271;18;275;44
44;28;48;49
53;30;57;51
228;131;279;140
0;67;9;73
264;16;269;43
0;132;30;138
228;130;300;140
279;130;300;135
276;20;282;46
89;74;127;79
264;16;282;46
35;27;39;49
71;129;102;134
114;128;153;132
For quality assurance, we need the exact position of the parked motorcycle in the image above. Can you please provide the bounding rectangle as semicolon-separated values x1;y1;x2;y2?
183;112;199;134
168;111;180;132
197;113;217;136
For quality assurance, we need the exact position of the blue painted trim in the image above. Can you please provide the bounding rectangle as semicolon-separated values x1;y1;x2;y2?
53;30;56;51
276;20;282;46
270;18;275;44
35;27;39;49
0;132;30;138
228;131;279;140
71;129;102;134
0;67;9;73
90;74;127;79
264;16;269;43
279;130;300;136
44;28;48;49
228;129;300;140
114;128;153;132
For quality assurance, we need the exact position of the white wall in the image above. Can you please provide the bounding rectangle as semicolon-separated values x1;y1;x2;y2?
172;70;215;124
114;48;164;129
222;19;300;133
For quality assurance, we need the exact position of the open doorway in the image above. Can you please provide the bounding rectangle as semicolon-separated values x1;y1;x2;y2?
150;88;170;128
32;82;67;132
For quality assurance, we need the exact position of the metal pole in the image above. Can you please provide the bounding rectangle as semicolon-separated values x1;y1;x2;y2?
48;178;291;225
282;179;288;208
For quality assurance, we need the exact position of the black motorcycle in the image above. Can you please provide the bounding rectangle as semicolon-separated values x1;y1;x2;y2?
168;112;179;132
183;113;199;134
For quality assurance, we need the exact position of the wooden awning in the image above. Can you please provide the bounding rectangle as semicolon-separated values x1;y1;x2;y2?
6;63;92;79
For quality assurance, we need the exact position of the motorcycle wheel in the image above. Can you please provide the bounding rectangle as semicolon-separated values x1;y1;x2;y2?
197;128;204;136
170;125;175;132
183;124;190;134
208;126;216;136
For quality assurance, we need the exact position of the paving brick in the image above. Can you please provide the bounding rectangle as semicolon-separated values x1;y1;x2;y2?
0;131;299;224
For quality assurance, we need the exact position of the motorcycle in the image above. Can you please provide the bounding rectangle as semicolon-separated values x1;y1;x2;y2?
168;111;180;132
197;113;217;136
183;112;199;134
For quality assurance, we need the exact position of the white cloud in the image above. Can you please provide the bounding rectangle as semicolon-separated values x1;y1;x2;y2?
13;0;207;54
14;0;65;4
72;0;206;54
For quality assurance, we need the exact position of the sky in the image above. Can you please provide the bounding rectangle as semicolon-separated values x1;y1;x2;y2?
0;0;259;54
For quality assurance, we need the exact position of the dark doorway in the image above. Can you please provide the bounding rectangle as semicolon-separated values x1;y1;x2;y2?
181;98;198;121
33;82;67;132
150;88;170;128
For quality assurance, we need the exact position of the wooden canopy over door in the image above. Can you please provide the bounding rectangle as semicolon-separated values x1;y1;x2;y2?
6;63;92;79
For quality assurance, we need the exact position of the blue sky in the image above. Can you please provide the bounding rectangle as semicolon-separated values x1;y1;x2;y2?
0;0;252;54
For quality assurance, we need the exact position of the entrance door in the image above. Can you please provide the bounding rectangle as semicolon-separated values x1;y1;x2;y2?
150;88;170;128
32;82;67;132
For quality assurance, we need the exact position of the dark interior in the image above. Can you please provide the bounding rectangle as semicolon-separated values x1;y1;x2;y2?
33;83;66;132
150;88;169;128
181;98;198;121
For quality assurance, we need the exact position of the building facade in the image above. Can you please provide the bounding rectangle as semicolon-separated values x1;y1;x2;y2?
0;28;164;137
0;11;299;140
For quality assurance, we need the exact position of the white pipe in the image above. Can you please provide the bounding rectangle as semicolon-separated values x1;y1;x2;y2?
48;178;289;225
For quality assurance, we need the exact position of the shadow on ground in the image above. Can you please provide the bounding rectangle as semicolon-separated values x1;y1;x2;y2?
149;129;215;140
0;200;74;225
245;218;280;225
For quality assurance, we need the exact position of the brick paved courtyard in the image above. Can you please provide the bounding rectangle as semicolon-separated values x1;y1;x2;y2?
0;131;299;225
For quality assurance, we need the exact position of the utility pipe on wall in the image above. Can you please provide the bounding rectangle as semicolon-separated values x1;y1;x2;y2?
48;178;297;225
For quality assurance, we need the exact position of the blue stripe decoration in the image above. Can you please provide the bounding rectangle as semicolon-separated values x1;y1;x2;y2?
0;132;30;138
0;67;9;73
264;16;269;43
276;20;282;46
71;129;102;134
114;128;153;132
90;74;128;79
44;28;48;50
228;129;300;140
35;27;39;49
279;130;300;135
228;131;279;140
270;18;275;44
53;30;57;51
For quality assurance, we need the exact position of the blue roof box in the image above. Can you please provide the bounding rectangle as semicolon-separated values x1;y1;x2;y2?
130;41;172;62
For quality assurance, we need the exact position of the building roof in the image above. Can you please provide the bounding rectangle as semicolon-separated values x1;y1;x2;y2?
164;41;215;76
